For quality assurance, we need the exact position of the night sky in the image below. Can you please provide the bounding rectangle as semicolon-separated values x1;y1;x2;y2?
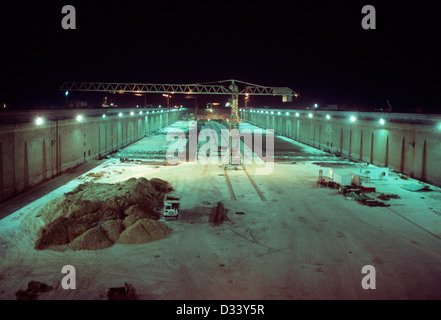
1;1;440;112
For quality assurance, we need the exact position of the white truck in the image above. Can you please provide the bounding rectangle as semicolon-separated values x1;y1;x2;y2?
162;193;181;220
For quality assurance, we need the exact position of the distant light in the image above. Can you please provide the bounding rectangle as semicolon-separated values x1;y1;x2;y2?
314;104;318;108
278;112;281;115
110;103;114;106
379;118;385;126
136;105;139;108
35;117;44;126
76;115;83;122
326;114;331;120
130;111;134;116
350;116;357;123
295;112;300;117
286;112;290;116
65;91;69;97
159;105;162;108
119;113;123;117
271;111;274;115
265;111;269;114
308;113;313;118
161;110;164;113
146;111;149;114
102;114;106;119
139;111;143;115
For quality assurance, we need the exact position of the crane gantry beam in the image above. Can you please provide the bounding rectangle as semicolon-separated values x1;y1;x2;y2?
60;79;299;165
60;79;299;98
60;79;299;125
60;82;231;95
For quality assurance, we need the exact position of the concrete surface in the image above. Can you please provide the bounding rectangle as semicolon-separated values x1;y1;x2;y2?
241;109;441;187
0;108;181;202
1;120;441;300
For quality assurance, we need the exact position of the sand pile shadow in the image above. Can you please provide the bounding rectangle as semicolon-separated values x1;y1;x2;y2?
35;177;173;251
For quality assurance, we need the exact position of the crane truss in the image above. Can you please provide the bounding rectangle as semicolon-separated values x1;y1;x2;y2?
60;79;299;165
60;80;299;98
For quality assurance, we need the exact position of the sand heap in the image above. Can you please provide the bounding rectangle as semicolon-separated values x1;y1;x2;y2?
35;177;173;251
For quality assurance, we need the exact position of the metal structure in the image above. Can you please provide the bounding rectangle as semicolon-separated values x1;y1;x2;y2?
60;79;299;164
61;79;298;125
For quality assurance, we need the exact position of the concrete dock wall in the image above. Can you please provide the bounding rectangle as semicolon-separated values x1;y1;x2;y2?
241;109;441;186
0;108;180;202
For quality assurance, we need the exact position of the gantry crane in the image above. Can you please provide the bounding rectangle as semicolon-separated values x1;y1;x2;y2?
60;79;299;164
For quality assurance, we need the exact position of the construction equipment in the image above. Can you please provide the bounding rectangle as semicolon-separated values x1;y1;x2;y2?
211;201;227;226
317;169;324;186
162;193;181;220
107;283;137;300
60;79;299;164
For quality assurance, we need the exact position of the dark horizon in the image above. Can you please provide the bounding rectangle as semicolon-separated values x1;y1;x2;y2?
1;1;440;113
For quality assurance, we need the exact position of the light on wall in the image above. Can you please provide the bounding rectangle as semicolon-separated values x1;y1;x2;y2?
35;116;44;126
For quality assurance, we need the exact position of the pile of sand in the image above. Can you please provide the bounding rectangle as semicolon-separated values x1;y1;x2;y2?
35;177;173;251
